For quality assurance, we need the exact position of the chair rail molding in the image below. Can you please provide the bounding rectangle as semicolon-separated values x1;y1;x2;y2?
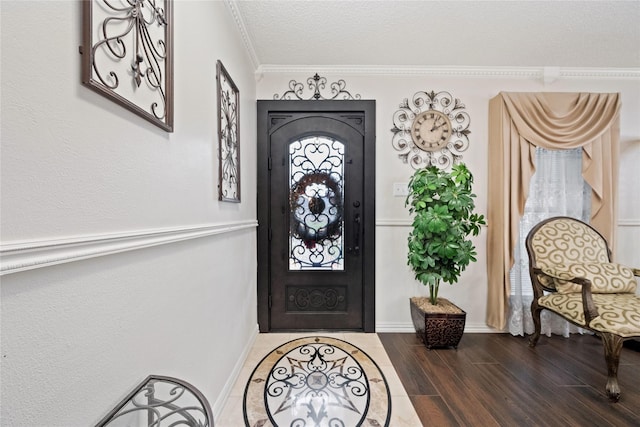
0;220;258;276
377;219;638;227
376;219;412;227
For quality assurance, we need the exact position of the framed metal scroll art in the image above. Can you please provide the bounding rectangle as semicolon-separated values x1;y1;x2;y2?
81;0;174;132
216;60;241;202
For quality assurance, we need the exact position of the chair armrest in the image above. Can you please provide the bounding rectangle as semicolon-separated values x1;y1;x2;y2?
532;267;599;324
531;267;558;293
572;277;599;324
632;268;640;277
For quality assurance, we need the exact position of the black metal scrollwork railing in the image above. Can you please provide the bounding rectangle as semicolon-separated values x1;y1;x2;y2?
96;375;213;427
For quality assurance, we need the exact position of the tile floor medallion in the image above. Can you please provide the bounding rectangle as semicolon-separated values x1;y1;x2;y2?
243;336;391;427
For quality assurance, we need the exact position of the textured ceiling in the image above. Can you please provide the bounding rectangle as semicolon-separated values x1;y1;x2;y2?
231;0;640;69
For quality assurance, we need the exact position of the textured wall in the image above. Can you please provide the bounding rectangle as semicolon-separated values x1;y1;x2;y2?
2;1;640;424
1;1;257;425
257;71;640;331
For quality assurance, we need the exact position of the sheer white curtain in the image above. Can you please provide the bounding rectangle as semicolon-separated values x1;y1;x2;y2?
508;147;592;337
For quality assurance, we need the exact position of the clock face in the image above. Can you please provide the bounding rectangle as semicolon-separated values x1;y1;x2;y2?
411;110;452;152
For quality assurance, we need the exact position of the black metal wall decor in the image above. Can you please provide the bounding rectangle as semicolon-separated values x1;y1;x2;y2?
274;73;361;100
391;90;470;169
80;0;174;132
95;375;213;427
217;60;241;202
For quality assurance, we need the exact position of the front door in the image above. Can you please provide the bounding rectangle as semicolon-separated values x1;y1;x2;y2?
257;100;375;332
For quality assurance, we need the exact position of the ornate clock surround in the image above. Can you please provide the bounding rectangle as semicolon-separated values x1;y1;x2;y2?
391;90;470;169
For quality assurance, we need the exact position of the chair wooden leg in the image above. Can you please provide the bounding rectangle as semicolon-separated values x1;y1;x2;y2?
600;333;623;402
529;300;542;347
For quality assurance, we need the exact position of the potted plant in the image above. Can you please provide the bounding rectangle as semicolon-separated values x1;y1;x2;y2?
406;163;485;348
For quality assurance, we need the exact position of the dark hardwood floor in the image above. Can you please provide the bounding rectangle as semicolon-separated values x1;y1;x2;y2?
379;333;640;427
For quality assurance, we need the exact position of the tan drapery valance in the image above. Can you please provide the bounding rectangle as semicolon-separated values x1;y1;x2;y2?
486;92;621;330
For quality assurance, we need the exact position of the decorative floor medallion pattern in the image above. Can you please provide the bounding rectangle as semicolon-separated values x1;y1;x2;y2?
243;336;391;427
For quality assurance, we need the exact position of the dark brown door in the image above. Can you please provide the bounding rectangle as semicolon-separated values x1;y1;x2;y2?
257;100;375;332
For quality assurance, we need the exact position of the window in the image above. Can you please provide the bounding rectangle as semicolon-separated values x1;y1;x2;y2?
508;147;591;336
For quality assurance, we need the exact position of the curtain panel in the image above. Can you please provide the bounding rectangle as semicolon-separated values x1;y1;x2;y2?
486;92;621;330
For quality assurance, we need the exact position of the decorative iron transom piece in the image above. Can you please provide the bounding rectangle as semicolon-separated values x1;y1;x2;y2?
274;73;361;100
289;137;345;270
244;336;391;427
82;0;173;131
391;90;470;169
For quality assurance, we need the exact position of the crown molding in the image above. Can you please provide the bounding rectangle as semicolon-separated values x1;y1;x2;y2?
0;220;258;276
559;68;640;79
224;0;260;69
255;65;640;80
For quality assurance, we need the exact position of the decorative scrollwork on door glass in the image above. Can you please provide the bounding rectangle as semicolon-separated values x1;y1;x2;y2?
289;136;345;271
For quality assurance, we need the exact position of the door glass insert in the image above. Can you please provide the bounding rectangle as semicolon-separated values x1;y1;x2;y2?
289;136;345;270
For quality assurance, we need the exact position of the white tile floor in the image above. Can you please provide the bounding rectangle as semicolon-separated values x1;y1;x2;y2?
216;332;422;427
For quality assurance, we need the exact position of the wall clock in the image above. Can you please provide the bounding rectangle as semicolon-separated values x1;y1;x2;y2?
411;110;452;152
391;90;470;169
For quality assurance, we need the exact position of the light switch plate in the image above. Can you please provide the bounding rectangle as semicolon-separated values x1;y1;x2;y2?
393;182;409;197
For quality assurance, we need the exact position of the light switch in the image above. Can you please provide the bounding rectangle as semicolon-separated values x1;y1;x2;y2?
393;182;409;197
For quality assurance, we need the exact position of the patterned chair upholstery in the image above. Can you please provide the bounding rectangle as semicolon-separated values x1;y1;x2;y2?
526;216;640;401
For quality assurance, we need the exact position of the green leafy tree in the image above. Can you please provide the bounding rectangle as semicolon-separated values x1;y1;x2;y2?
406;163;486;305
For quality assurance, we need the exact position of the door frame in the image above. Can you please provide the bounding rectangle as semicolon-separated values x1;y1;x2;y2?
257;100;376;332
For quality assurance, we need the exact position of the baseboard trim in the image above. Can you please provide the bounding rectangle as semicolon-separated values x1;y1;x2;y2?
0;220;258;276
211;324;259;421
375;322;503;333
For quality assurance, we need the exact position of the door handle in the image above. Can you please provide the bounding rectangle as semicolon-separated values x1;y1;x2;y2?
352;213;361;256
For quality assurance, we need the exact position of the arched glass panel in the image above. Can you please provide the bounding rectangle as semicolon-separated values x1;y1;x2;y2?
289;136;345;270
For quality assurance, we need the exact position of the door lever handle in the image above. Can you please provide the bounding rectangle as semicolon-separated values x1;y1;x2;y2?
353;213;361;256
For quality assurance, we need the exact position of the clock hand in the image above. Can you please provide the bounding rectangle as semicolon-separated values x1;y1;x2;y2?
430;121;447;132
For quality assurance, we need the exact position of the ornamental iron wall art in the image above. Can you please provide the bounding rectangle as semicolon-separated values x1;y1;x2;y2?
80;0;174;132
391;90;470;169
217;60;241;202
95;375;213;427
274;73;361;100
